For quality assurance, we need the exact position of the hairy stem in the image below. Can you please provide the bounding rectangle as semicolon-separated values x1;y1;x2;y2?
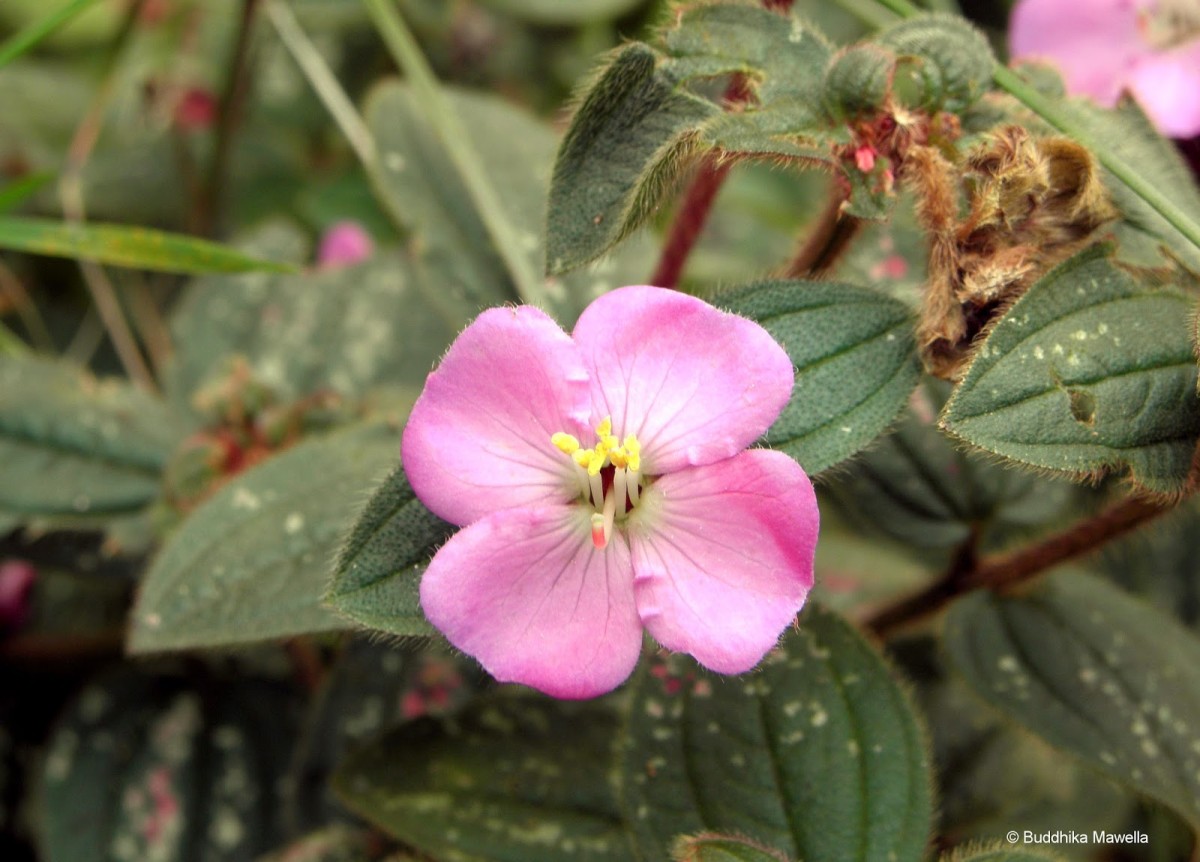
784;189;862;278
867;491;1178;637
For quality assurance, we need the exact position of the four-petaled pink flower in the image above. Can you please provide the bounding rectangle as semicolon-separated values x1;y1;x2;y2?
403;286;819;699
1010;0;1200;138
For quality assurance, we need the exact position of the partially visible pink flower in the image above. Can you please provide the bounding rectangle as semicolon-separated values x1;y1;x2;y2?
316;221;374;268
403;286;819;699
173;88;217;132
0;559;36;631
1010;0;1200;137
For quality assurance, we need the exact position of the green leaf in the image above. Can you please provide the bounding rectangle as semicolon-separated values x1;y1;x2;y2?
874;13;995;114
128;422;402;652
475;0;643;25
828;394;1077;553
0;171;52;213
663;4;832;103
943;571;1200;830
547;43;718;274
166;227;454;411
717;280;920;474
941;245;1200;495
0;355;184;518
822;44;896;120
366;81;656;322
325;462;454;638
288;641;479;826
0;216;294;274
621;604;932;862
0;0;103;68
40;663;299;862
334;694;636;862
672;833;790;862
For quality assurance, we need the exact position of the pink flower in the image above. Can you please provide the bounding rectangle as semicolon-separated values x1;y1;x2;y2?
316;221;374;268
0;559;36;631
403;286;819;699
1009;0;1200;137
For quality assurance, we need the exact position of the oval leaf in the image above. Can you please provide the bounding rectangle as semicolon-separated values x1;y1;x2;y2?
718;280;920;474
334;694;636;862
0;355;184;519
621;604;932;862
324;462;454;638
0;216;293;274
941;245;1200;494
129;422;401;652
944;571;1200;830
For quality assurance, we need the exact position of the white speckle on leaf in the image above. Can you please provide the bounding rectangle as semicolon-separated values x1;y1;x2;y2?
232;488;260;511
284;512;304;534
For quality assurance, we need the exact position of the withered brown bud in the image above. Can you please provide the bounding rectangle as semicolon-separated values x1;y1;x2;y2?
909;126;1117;379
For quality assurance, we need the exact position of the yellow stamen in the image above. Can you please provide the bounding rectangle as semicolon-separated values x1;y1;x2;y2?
551;432;580;455
573;449;594;470
595;416;612;438
608;448;629;469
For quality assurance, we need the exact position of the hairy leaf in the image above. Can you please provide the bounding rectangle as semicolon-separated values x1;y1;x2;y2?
548;43;717;274
673;833;790;862
325;462;453;637
875;14;995;113
0;355;184;518
622;604;931;862
128;422;401;652
942;246;1200;494
718;280;920;474
944;571;1200;830
335;694;635;862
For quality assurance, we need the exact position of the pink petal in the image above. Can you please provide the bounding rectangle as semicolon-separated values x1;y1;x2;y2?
1126;40;1200;138
627;449;818;674
1009;0;1145;105
572;286;793;474
419;505;642;699
403;306;593;526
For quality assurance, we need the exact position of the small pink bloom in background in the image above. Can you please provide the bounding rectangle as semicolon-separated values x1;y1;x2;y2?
403;286;819;699
173;87;217;132
1009;0;1200;138
316;221;375;268
0;559;36;631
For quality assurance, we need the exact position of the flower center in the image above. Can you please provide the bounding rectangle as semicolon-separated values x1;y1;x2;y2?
1139;0;1200;50
551;416;643;550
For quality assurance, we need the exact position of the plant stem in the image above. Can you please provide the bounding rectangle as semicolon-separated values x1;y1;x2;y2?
870;0;1200;257
265;0;377;170
867;492;1176;637
196;0;263;237
0;0;103;70
363;0;544;305
784;189;862;278
58;0;156;390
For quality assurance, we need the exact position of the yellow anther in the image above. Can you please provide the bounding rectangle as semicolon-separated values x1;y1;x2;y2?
573;449;594;469
587;451;605;476
609;447;629;469
595;416;612;438
551;432;580;455
623;435;641;472
603;435;619;450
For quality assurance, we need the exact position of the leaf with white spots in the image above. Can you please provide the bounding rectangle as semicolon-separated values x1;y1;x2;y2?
941;245;1200;495
324;462;455;638
717;280;921;474
0;354;186;522
621;603;932;862
288;640;480;827
166;223;456;416
943;570;1200;831
334;693;637;862
129;422;402;652
40;663;299;862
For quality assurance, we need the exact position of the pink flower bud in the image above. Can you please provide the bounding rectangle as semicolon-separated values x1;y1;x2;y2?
317;221;375;268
